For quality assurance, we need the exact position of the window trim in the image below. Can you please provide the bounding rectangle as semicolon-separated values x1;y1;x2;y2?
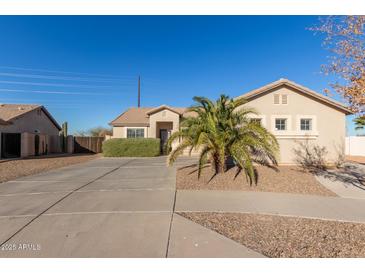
271;115;292;133
125;127;145;138
296;115;317;134
300;118;312;131
275;118;287;131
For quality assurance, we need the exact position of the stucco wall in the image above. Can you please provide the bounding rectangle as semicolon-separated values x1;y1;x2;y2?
241;86;346;164
148;109;180;138
112;126;126;138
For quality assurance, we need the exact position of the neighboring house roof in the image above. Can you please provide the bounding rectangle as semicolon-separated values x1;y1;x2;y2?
0;118;11;125
236;78;353;115
0;104;62;130
110;107;152;126
110;105;190;126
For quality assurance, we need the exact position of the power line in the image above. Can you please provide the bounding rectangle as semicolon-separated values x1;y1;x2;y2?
0;65;134;79
0;88;115;95
0;72;133;83
0;80;115;88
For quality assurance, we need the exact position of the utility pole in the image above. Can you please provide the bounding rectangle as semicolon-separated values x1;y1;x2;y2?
138;75;141;108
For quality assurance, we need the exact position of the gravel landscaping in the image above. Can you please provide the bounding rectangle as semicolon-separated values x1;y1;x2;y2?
180;212;365;258
0;154;100;183
177;165;336;196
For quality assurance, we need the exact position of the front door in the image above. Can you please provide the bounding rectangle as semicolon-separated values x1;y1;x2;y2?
159;129;169;154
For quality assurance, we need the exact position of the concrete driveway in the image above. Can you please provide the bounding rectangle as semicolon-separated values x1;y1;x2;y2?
0;156;265;258
0;157;183;257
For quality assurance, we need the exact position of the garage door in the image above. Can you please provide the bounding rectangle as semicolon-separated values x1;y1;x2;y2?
1;133;21;158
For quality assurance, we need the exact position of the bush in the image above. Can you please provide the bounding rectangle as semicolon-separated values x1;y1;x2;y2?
293;140;328;171
102;138;160;157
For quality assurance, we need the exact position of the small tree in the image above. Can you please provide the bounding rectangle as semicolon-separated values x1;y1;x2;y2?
311;16;365;116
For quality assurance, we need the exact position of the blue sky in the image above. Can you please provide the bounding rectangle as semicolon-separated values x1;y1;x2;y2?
0;16;359;135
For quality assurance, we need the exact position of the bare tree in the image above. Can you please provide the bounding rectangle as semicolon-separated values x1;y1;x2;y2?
311;16;365;119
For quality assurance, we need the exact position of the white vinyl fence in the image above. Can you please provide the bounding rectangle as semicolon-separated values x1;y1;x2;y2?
346;136;365;156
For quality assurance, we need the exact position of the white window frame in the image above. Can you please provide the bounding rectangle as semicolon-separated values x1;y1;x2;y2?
271;115;292;134
300;118;311;131
275;118;287;131
125;127;146;138
296;115;318;135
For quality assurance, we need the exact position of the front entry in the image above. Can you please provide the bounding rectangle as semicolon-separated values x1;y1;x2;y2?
1;133;21;158
159;129;169;154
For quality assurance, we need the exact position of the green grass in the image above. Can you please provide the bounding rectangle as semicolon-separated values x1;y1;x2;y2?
102;138;160;157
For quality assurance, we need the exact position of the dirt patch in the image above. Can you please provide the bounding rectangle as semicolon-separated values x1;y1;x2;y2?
180;212;365;258
176;165;336;196
0;154;100;183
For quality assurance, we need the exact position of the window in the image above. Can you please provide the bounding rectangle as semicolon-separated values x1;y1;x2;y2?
251;118;262;125
275;118;287;130
37;109;42;116
127;128;145;138
300;119;312;131
281;94;288;104
274;94;280;104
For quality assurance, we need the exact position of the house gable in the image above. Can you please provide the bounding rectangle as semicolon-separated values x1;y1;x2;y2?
236;79;353;115
237;80;347;163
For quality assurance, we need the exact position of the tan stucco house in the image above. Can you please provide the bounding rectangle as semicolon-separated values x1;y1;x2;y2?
109;79;352;163
0;104;62;159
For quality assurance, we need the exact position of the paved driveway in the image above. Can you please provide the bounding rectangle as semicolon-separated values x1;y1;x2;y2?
0;157;192;257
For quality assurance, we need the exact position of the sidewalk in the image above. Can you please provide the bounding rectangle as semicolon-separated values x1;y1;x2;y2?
175;190;365;223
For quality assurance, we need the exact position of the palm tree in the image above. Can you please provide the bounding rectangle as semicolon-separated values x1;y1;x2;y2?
167;95;279;185
354;116;365;130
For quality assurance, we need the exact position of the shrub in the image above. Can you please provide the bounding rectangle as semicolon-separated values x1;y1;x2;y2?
334;143;345;168
293;140;328;171
102;138;160;157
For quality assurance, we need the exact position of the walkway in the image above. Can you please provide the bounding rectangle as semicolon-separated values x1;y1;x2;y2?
175;190;365;223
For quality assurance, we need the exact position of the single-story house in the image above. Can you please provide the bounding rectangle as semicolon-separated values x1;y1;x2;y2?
109;79;353;164
0;104;62;159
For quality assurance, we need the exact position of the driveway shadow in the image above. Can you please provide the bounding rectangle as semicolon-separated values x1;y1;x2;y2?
316;163;365;191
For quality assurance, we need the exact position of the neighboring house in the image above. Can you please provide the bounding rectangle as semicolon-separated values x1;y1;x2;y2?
0;104;62;159
109;79;353;163
110;106;191;152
